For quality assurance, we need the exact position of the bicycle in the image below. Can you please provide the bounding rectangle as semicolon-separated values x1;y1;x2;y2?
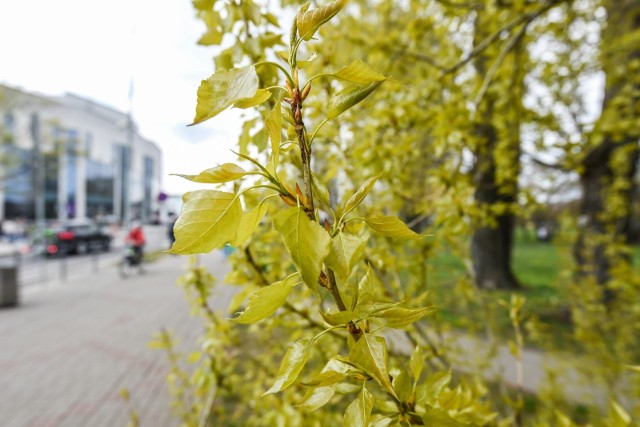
118;245;144;278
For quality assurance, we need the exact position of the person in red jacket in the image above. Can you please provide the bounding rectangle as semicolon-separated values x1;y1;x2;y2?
125;221;146;261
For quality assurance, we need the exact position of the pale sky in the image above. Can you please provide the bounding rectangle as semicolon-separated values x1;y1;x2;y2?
0;0;244;195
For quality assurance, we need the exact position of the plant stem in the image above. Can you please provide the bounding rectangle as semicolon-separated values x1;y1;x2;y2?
290;70;361;337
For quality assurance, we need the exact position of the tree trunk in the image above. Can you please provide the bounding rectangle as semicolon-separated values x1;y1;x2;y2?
471;124;521;290
574;1;640;295
469;8;524;290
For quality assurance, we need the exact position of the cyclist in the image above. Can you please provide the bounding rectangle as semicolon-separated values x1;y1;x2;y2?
125;221;146;263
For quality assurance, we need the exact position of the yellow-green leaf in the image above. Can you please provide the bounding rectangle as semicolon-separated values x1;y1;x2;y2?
274;207;331;289
328;80;385;119
392;368;412;402
609;400;631;426
343;175;379;216
192;66;259;125
264;339;314;395
312;174;331;207
409;346;424;384
421;408;466;427
297;386;335;411
197;27;223;46
232;202;268;247
325;232;368;279
349;334;396;398
333;60;387;85
172;163;249;183
416;370;451;406
169;190;241;254
231;274;300;324
192;0;214;11
296;0;348;41
234;88;272;109
321;310;357;326
365;215;419;239
344;385;373;427
304;369;348;387
372;305;435;328
266;103;282;173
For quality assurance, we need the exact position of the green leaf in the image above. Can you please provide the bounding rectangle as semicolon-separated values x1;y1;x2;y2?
416;370;451;406
274;207;331;289
296;0;348;41
264;12;280;27
231;274;300;324
343;175;379;216
321;310;357;326
264;339;314;395
421;408;466;427
392;368;412;402
355;301;400;319
232;202;268;247
328;80;385;119
325;232;368;279
349;334;396;398
192;0;214;11
234;88;272;109
312;174;331;207
343;385;373;427
304;370;348;387
372;305;435;328
191;66;259;125
172;163;249;183
169;190;241;254
409;346;424;385
265;103;282;172
354;266;377;308
609;400;631;426
365;215;419;239
197;27;223;46
332;60;387;85
297;386;335;411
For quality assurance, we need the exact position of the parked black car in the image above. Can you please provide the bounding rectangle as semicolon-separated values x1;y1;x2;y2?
45;221;112;256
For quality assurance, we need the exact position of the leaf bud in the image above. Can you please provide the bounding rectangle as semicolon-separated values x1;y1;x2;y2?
301;82;311;102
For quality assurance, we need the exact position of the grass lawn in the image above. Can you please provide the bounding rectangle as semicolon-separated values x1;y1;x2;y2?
424;232;640;351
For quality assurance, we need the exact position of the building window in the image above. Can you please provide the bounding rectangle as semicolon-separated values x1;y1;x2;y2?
143;156;154;222
87;159;114;219
66;129;78;219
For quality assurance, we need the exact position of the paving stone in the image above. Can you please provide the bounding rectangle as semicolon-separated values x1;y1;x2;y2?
0;251;230;427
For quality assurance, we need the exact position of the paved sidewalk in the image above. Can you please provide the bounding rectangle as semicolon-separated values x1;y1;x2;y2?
0;251;232;427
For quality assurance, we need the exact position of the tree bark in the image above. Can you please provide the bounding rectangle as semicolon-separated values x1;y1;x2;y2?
469;8;524;290
471;123;521;290
574;1;640;294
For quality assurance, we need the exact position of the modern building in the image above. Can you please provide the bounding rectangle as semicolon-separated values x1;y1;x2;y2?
0;84;163;224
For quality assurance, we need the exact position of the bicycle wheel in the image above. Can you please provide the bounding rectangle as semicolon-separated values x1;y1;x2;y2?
118;258;134;279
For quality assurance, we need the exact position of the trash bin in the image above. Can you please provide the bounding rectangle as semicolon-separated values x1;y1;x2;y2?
0;249;20;308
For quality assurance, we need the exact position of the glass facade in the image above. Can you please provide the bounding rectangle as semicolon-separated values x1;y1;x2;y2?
65;130;78;219
3;147;34;218
117;144;131;221
86;159;114;218
44;152;59;218
143;156;154;221
2;117;159;222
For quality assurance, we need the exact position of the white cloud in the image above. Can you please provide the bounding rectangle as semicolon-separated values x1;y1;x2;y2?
0;0;242;195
